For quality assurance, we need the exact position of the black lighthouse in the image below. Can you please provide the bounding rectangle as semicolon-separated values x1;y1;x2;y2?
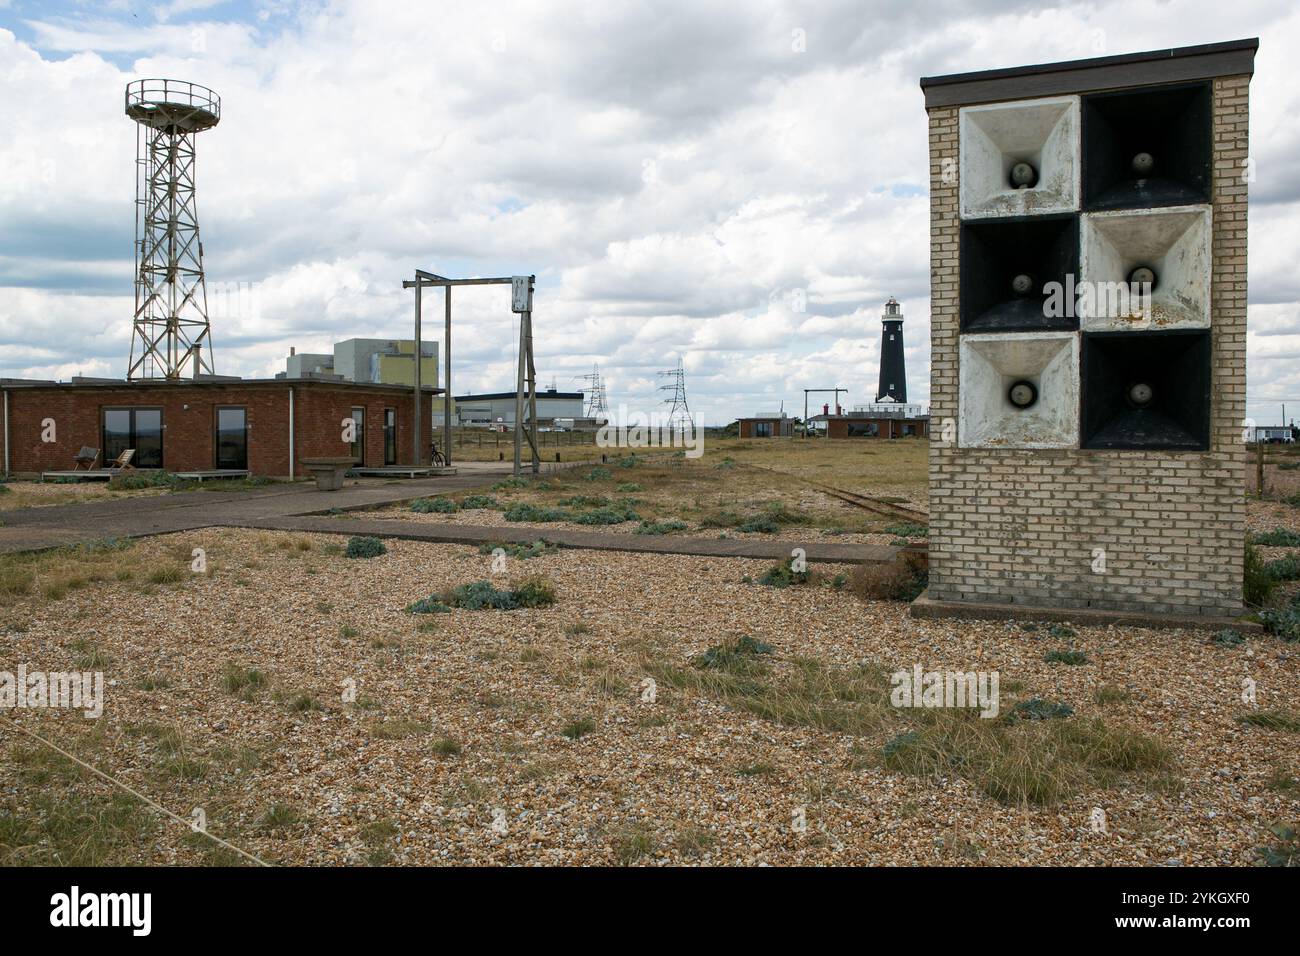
876;297;907;402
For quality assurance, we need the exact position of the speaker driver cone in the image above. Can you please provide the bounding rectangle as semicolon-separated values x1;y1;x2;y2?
1008;380;1039;409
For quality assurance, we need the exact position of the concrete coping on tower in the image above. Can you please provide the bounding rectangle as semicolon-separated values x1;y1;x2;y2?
919;37;1258;108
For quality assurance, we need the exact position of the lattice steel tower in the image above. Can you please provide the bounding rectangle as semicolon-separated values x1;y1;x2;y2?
125;79;221;379
576;363;609;420
658;359;695;431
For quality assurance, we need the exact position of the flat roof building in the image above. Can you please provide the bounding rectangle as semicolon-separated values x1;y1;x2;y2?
1;377;439;479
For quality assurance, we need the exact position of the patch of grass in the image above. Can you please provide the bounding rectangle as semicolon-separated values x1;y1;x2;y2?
561;717;596;740
558;494;608;508
257;803;302;832
221;664;268;700
284;693;322;713
1260;605;1300;642
736;762;777;777
1244;543;1278;607
693;635;773;671
1213;628;1247;647
1264;553;1300;582
849;553;927;602
431;738;463;756
883;522;928;538
0;790;159;866
359;818;399;866
414;576;557;611
340;624;360;639
1250;528;1300;547
571;503;639;525
698;509;741;529
345;536;387;559
634;519;688;535
616;482;642;492
460;494;499;509
1094;685;1132;705
406;595;452;614
504;503;571;523
477;539;558;560
582;466;613;482
137;675;170;691
411;496;458;514
1237;709;1300;732
368;718;431;740
758;557;811;588
737;514;779;533
1047;624;1076;640
610;823;657;864
564;621;591;637
1044;649;1089;665
1011;698;1075;721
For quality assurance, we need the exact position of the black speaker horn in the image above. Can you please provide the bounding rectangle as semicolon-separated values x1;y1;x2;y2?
960;214;1079;333
1080;329;1211;450
1082;82;1212;212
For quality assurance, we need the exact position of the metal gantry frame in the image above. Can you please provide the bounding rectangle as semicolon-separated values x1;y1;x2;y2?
401;271;539;474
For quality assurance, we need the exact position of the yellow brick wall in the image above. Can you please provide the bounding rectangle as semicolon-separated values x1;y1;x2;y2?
925;76;1250;616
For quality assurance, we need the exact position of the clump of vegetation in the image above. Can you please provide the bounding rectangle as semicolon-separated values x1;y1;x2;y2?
760;501;809;525
1044;649;1089;665
693;635;773;671
222;664;267;700
504;503;570;523
884;522;928;538
559;495;608;508
1260;605;1300;642
1011;698;1074;721
561;717;596;740
634;519;687;535
737;515;779;534
410;576;557;612
1047;624;1076;640
411;496;457;514
582;466;613;482
1213;628;1247;647
107;471;183;491
698;509;741;529
616;482;642;492
459;495;499;510
571;503;639;525
345;536;387;559
1250;528;1300;547
492;476;531;490
1256;823;1299;867
714;457;736;471
849;552;927;602
1244;543;1278;607
431;738;463;756
614;455;639;469
1265;553;1300;582
757;557;811;588
1237;709;1300;732
1094;685;1132;705
477;539;558;560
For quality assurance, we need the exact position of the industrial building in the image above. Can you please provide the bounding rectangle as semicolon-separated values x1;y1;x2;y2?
433;388;594;430
0;377;437;479
737;413;794;438
281;338;438;387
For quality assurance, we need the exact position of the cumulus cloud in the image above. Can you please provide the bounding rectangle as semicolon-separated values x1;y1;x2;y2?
0;0;1297;424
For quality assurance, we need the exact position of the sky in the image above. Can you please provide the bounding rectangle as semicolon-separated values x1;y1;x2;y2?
0;0;1297;426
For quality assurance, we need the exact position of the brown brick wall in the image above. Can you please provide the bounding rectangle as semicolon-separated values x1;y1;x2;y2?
1;383;424;478
826;418;929;440
925;76;1250;616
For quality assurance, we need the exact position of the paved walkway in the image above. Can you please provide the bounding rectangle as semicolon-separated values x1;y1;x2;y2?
0;462;900;565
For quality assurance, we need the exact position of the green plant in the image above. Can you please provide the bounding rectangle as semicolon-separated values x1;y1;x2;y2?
1213;628;1247;647
737;515;779;534
411;496;458;514
1265;553;1300;582
459;495;499;510
1046;624;1076;640
221;664;267;699
345;536;387;559
883;522;928;538
693;635;773;671
571;504;639;525
1044;649;1089;665
758;557;811;588
1250;528;1300;547
412;576;557;612
616;482;642;492
1244;543;1278;607
491;476;530;490
504;503;570;523
614;455;639;469
406;596;451;614
477;539;558;560
1011;698;1074;721
1260;606;1300;642
634;519;687;535
1237;709;1300;732
582;466;613;482
561;718;596;740
431;738;463;756
558;495;608;508
1256;823;1298;867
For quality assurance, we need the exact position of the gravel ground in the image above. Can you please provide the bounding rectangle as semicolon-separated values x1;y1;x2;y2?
2;512;1296;867
0;480;165;511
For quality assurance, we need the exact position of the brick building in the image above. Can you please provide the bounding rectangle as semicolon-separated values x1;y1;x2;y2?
0;378;437;479
737;415;794;438
919;39;1255;618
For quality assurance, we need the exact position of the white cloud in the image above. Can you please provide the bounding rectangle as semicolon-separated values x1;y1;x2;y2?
0;2;1298;424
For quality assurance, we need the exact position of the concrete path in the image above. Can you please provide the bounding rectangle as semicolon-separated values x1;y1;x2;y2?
0;461;901;566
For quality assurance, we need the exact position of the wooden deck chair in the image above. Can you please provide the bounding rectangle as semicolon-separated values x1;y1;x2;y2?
73;446;100;470
107;448;136;472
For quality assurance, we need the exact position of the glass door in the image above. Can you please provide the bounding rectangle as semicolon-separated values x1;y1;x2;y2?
383;408;396;465
350;407;365;464
215;407;248;469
